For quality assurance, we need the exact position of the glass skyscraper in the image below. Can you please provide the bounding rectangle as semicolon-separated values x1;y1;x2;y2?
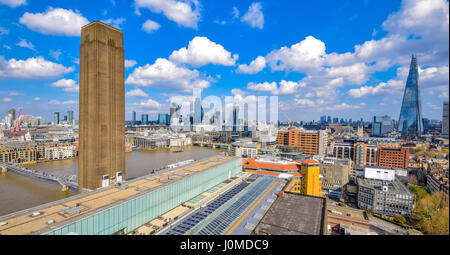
398;54;423;136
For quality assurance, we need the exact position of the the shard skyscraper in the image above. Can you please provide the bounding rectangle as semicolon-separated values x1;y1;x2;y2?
397;54;423;136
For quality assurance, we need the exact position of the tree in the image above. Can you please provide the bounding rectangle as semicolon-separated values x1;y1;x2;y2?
394;215;407;225
409;184;428;200
411;191;449;235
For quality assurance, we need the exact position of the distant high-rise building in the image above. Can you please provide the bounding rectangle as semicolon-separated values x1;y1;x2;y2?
141;114;149;125
333;117;339;124
7;108;15;125
79;21;125;192
67;111;74;124
193;97;202;124
169;103;180;124
372;115;394;137
327;116;331;124
158;113;169;125
35;116;44;126
232;104;239;131
320;115;326;124
132;111;136;122
398;54;423;136
443;101;449;136
54;112;60;125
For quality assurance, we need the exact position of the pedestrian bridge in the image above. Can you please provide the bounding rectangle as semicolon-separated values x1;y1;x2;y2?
0;162;78;191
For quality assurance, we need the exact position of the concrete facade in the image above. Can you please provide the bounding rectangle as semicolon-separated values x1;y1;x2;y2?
79;21;125;191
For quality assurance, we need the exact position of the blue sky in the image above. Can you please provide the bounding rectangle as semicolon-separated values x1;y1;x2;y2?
0;0;448;122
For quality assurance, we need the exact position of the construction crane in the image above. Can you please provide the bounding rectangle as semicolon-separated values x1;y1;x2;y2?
12;108;26;138
281;112;293;128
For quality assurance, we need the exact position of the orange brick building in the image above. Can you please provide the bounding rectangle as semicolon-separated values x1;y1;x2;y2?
276;129;327;156
376;147;410;169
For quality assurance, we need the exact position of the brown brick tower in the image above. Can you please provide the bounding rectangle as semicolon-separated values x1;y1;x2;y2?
78;21;125;192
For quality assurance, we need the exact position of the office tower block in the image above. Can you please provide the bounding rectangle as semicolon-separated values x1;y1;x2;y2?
132;111;136;122
398;54;423;136
7;108;15;125
443;101;449;136
79;21;125;192
232;104;239;131
158;113;169;125
54;112;60;125
68;111;74;123
193;97;202;124
372;115;394;137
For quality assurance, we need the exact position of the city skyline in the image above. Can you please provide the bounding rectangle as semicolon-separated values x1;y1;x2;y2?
0;0;449;123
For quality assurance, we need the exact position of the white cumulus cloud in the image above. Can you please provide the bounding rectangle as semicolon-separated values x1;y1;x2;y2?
142;19;160;33
51;78;79;92
241;2;264;29
125;60;137;68
48;99;77;105
237;56;266;74
125;58;210;92
0;56;74;79
16;39;35;51
169;36;238;67
133;98;162;108
247;81;277;93
266;36;326;73
135;0;200;29
0;0;26;8
19;7;89;36
126;88;148;98
101;18;126;29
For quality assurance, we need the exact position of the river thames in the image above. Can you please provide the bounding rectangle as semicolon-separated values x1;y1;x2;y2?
0;147;223;216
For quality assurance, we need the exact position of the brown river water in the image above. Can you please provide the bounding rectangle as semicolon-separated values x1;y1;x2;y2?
0;147;222;216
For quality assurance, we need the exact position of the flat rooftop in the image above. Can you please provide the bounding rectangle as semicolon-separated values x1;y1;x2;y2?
0;155;235;235
357;177;412;194
253;192;327;235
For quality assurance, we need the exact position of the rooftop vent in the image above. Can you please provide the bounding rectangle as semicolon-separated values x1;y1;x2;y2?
31;211;42;217
63;205;86;215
